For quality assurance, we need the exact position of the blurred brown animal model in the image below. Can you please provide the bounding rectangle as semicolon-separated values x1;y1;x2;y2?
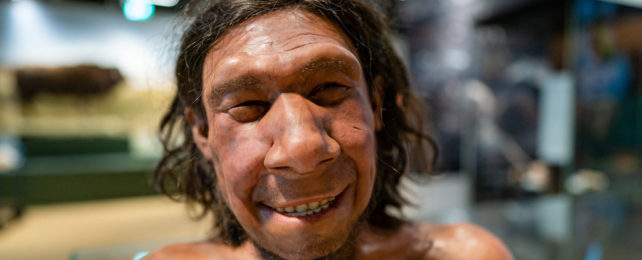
15;65;123;102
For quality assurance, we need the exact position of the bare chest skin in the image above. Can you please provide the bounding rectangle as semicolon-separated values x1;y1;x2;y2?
353;222;513;260
352;223;435;259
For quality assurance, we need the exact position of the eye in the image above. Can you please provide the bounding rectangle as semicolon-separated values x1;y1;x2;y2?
309;83;350;106
226;100;270;122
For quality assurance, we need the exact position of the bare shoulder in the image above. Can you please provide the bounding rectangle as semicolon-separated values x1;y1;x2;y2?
416;222;514;260
143;241;236;260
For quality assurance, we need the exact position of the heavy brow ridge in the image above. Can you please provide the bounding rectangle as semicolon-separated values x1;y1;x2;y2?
207;57;359;105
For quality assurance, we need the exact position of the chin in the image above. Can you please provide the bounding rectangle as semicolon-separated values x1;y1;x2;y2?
253;207;367;259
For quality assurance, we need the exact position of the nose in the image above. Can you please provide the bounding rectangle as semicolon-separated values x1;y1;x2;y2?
264;93;340;175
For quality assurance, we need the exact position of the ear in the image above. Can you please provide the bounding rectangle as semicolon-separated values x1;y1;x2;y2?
372;76;384;131
185;107;213;160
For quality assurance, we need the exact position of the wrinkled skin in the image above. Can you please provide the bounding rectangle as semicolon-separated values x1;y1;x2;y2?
146;9;513;260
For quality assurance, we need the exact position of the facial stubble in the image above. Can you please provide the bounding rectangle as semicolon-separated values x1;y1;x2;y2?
251;199;375;260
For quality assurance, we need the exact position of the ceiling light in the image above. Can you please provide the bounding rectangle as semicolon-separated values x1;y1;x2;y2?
122;0;155;21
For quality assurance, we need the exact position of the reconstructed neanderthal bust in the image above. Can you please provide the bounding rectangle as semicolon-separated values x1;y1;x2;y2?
149;1;513;259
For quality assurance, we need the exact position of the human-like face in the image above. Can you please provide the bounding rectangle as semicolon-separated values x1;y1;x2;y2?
195;9;380;259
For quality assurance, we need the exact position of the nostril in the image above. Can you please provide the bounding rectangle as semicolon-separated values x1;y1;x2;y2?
273;166;289;171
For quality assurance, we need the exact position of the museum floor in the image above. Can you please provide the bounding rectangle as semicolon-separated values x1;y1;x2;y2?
0;196;211;260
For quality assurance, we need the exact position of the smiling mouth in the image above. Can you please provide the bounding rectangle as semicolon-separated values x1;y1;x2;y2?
272;197;336;217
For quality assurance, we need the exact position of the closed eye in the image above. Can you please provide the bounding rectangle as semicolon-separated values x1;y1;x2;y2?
309;82;350;106
226;100;270;122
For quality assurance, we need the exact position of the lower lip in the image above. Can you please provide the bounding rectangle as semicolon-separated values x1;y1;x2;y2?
262;191;345;222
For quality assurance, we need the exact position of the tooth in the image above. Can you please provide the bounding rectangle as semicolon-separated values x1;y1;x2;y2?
308;201;319;209
329;197;335;201
276;208;284;212
321;199;328;205
322;204;329;209
285;207;294;213
314;208;321;213
296;204;308;212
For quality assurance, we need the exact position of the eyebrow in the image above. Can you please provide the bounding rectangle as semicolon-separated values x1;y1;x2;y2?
299;57;357;77
207;57;358;104
208;76;261;105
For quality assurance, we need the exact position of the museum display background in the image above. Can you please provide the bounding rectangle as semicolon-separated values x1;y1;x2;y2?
0;0;640;259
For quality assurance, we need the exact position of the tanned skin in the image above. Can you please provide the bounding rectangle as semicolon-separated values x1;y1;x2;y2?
146;9;513;260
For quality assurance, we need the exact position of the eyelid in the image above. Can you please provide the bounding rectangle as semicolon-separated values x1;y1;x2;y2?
231;100;270;108
225;100;270;122
219;95;269;113
309;82;347;96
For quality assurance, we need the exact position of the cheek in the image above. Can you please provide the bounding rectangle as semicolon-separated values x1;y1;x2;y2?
331;99;377;155
210;118;269;203
330;100;377;184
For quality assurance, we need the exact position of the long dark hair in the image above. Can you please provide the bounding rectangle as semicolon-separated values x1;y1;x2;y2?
154;0;437;246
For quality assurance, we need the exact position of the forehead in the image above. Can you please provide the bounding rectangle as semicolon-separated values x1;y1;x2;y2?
202;8;360;89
